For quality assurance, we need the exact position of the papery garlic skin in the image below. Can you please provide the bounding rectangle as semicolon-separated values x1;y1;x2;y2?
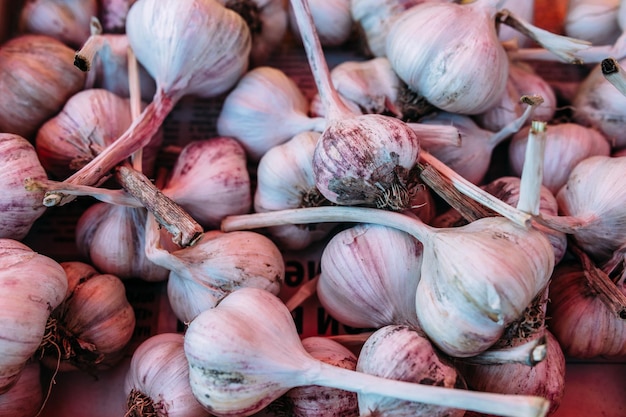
76;203;170;282
416;217;555;357
161;137;252;230
101;0;137;33
40;262;136;373
386;1;509;114
0;133;47;240
288;0;353;46
497;0;534;47
556;155;626;262
125;333;209;417
317;223;423;329
35;88;163;180
0;362;43;417
0;239;68;394
508;123;611;195
548;261;626;357
254;131;336;251
217;66;325;161
357;325;466;417
284;337;359;417
0;34;86;140
564;0;621;45
18;0;98;48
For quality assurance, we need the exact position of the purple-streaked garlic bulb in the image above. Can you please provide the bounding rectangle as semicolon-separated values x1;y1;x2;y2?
161;137;252;230
76;203;170;282
508;122;611;195
357;324;466;417
0;133;48;240
317;223;423;329
18;0;98;48
35;88;163;180
217;66;325;161
0;34;86;140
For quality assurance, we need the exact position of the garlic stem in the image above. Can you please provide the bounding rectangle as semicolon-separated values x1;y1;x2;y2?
418;152;532;228
569;242;626;320
289;0;355;121
408;123;462;147
488;95;543;146
601;56;626;97
115;163;204;247
310;361;550;417
497;9;591;64
517;120;547;216
24;177;141;207
284;275;320;312
74;17;105;71
461;335;547;366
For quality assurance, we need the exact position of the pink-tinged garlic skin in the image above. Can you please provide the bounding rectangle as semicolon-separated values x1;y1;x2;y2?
75;203;170;282
39;262;136;373
0;34;86;140
313;114;420;209
357;324;466;417
284;337;359;417
124;333;209;417
288;0;353;47
0;239;68;394
317;223;423;329
385;1;509;115
556;155;626;262
35;88;163;180
508;123;611;195
0;362;43;417
18;0;98;48
161;137;252;230
100;0;137;33
0;133;47;240
548;261;626;358
458;330;566;416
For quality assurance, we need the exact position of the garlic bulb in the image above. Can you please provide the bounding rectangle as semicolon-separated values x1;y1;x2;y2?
218;0;288;66
0;34;86;140
0;239;68;394
161;137;252;230
497;0;534;47
75;203;170;282
35;88;163;180
124;333;209;417
288;0;353;46
283;337;359;417
357;324;466;417
0;362;43;417
0;133;48;240
564;0;621;45
18;0;98;48
144;214;284;323
508;122;611;194
100;0;137;33
217;66;325;161
350;0;434;57
254;131;337;251
185;286;551;417
386;0;509;114
573;58;626;149
39;261;136;373
317;223;423;329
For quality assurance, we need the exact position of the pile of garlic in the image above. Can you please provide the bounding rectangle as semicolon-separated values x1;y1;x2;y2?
1;0;626;416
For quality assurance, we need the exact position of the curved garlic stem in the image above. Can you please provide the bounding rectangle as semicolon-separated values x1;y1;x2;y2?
24;178;141;207
74;17;105;71
517;120;547;216
488;95;543;146
408;123;462;147
115;163;204;247
289;0;354;121
311;362;549;417
418;152;532;228
532;212;594;234
461;336;547;366
497;9;591;64
601;243;626;286
601;56;626;96
284;275;320;312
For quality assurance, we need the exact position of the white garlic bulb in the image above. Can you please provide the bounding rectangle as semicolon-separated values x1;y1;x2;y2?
217;66;325;161
386;0;509;114
288;0;353;46
564;0;621;45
